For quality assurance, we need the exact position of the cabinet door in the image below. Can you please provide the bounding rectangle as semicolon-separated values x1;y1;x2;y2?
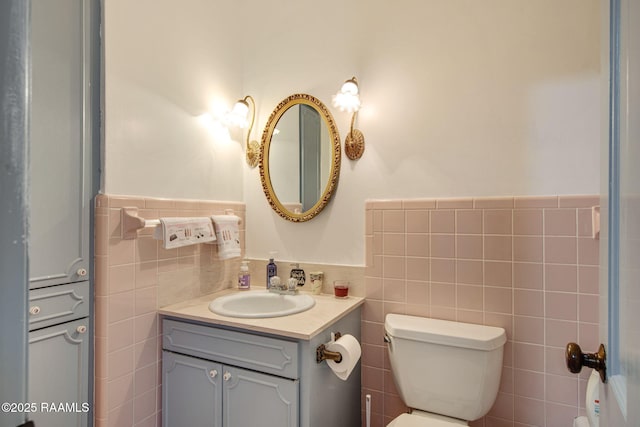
223;365;299;427
163;351;223;427
29;0;91;289
28;318;89;427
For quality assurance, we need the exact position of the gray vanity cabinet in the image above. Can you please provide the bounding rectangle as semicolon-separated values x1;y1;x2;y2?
162;351;298;427
162;307;362;427
28;317;90;427
162;319;299;427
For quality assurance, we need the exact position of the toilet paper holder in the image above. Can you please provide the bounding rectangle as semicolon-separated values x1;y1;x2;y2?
316;332;343;363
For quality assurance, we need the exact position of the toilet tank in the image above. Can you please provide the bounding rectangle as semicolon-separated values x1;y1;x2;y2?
385;314;506;422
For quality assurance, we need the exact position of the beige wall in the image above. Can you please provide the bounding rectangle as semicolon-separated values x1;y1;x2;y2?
103;0;601;266
103;0;245;201
242;0;601;265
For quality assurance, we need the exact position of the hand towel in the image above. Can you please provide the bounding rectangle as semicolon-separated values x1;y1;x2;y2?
154;217;216;249
211;215;241;260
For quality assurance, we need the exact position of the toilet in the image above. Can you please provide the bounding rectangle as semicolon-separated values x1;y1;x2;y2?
384;314;507;426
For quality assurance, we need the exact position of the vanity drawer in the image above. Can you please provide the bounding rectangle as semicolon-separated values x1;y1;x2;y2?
28;282;90;331
163;319;299;379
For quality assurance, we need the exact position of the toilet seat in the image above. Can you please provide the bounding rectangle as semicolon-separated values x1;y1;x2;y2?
387;412;468;427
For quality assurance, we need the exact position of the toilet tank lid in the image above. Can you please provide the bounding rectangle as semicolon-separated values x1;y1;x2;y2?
385;314;506;351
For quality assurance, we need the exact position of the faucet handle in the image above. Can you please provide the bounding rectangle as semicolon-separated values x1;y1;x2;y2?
269;276;282;289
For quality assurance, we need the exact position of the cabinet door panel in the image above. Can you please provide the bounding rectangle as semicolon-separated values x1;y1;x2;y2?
29;0;91;289
28;318;89;427
223;366;298;427
28;282;90;331
163;351;222;427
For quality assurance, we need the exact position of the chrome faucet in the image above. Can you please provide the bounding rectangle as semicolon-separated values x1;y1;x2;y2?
268;276;298;295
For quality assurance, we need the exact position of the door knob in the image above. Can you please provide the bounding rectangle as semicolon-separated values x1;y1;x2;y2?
566;342;606;383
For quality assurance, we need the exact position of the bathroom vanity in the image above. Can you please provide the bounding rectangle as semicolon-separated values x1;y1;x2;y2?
159;290;363;427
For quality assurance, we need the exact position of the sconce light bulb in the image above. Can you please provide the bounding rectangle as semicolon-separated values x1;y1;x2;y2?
226;99;250;128
232;99;249;118
332;92;361;113
341;80;359;96
333;77;361;113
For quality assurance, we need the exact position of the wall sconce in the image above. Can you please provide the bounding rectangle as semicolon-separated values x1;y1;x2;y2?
332;77;364;160
227;95;260;167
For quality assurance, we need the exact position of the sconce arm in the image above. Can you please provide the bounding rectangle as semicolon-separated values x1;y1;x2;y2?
349;109;358;136
243;95;256;146
242;95;260;168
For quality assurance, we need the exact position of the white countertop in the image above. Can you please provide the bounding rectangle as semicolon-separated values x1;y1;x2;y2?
158;287;364;340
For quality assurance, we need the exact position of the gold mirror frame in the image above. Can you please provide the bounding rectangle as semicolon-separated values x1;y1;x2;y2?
259;93;341;222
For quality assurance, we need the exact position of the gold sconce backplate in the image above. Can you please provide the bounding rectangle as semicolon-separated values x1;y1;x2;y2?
345;129;365;160
246;140;260;168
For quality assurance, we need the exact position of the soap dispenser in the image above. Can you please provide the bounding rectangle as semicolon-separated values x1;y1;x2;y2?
266;252;278;289
238;260;250;290
290;263;306;287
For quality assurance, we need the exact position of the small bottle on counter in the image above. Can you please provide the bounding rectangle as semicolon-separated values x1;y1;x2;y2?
238;260;251;290
266;252;278;289
310;271;323;295
289;263;306;287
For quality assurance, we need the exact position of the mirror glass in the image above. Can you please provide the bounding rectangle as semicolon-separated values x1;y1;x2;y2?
260;94;341;222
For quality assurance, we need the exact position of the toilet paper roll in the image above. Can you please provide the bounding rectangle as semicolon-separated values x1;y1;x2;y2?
573;416;590;427
325;334;361;381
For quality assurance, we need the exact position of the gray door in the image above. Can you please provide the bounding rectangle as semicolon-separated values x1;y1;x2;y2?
29;0;91;289
0;1;30;425
598;0;640;424
28;318;89;427
223;365;298;427
163;351;223;427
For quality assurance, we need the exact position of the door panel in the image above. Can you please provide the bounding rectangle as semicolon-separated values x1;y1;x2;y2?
162;351;222;427
599;0;640;425
28;318;89;427
29;0;91;289
223;365;298;427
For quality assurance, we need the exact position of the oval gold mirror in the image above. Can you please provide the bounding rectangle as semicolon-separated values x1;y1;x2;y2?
259;94;341;222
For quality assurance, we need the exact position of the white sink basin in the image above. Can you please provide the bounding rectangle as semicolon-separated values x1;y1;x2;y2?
208;290;316;318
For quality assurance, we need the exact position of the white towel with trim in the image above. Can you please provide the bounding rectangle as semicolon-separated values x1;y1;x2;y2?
154;217;216;249
211;215;241;260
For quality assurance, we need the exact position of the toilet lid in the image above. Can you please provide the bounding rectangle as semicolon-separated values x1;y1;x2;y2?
387;413;468;427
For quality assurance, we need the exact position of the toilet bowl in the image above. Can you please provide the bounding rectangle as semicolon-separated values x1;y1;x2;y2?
384;314;507;426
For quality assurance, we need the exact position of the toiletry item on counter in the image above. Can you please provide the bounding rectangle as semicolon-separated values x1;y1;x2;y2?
334;280;349;298
266;252;278;288
310;271;323;295
238;260;250;290
290;263;306;287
